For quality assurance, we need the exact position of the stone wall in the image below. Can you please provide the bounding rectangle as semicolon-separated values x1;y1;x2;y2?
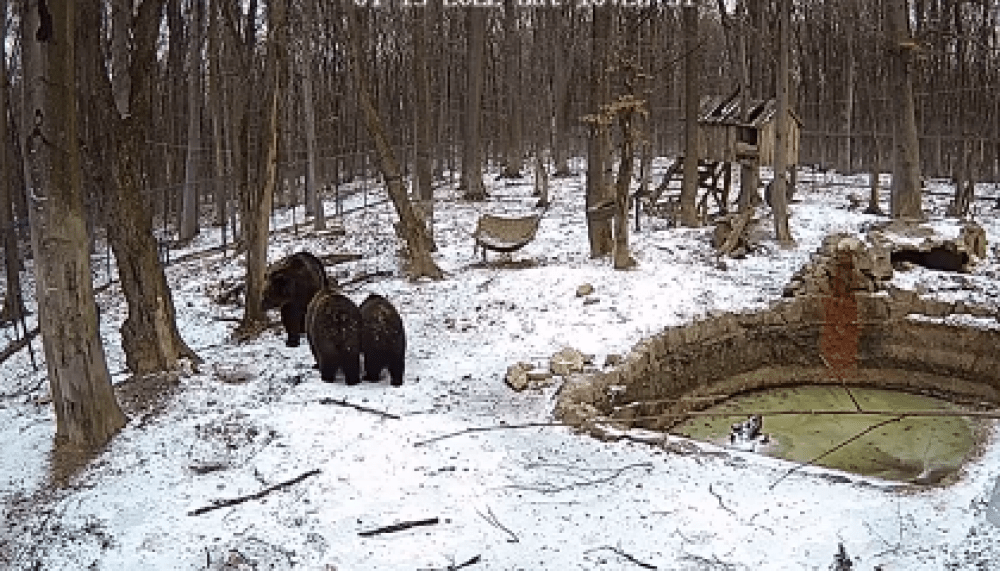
555;291;1000;434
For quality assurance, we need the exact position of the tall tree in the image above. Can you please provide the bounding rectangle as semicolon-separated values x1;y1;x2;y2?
462;6;487;200
679;3;700;227
78;0;200;376
411;0;434;223
585;5;613;257
239;0;286;333
770;0;793;243
887;0;923;218
345;2;442;279
180;0;205;241
0;0;25;324
22;0;126;447
501;0;522;178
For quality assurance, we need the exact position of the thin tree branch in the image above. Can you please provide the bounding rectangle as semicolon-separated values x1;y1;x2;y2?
475;506;519;543
318;397;400;420
358;517;439;537
507;462;653;494
586;545;657;569
769;416;905;490
188;468;321;516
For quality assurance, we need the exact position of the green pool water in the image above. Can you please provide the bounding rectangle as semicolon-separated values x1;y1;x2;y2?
671;385;978;484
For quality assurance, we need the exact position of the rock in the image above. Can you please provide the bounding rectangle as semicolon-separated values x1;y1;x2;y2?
576;283;594;297
604;353;623;368
550;347;585;376
505;362;534;391
583;297;600;306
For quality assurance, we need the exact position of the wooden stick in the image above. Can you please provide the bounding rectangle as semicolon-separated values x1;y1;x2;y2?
768;416;905;490
357;517;439;537
188;469;321;516
413;422;566;447
318;397;400;420
0;327;39;367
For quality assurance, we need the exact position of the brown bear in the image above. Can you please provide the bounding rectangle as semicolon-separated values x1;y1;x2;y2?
261;251;329;347
359;293;406;386
306;289;362;384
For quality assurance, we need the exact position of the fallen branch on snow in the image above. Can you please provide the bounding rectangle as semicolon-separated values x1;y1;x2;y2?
413;421;566;447
586;545;657;569
475;506;519;543
318;397;400;420
358;517;440;537
188;468;321;516
506;462;653;494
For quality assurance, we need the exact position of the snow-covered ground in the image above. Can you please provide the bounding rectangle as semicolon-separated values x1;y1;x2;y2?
2;160;1000;570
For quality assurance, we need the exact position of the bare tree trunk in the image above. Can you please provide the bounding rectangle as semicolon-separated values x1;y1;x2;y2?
208;0;228;229
887;0;923;219
840;11;855;174
345;3;442;280
771;0;793;243
550;10;572;178
0;0;24;324
22;0;126;447
679;4;700;227
179;0;204;241
737;0;760;212
412;1;434;222
612;104;638;270
301;54;325;230
501;0;522;178
462;7;487;200
239;0;285;334
80;0;200;375
585;5;612;257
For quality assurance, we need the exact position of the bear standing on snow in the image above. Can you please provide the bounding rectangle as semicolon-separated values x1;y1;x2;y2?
359;293;406;386
306;290;362;384
261;251;329;347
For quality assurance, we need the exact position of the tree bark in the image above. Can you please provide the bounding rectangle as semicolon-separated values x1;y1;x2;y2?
345;3;442;280
80;0;200;376
462;7;487;200
585;5;613;257
179;0;204;241
0;0;25;324
612;103;638;270
770;0;793;243
887;0;923;219
501;0;522;178
239;0;285;333
412;1;434;223
680;4;700;227
22;0;126;447
301;52;325;230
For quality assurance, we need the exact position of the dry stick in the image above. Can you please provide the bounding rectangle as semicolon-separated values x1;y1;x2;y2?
188;468;321;516
357;517;439;537
506;462;653;494
318;397;400;420
586;546;657;570
413;422;566;447
445;554;482;570
768;415;905;490
475;506;519;543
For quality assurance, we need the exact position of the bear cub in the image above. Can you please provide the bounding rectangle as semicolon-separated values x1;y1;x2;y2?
359;293;406;386
306;290;363;384
261;251;329;347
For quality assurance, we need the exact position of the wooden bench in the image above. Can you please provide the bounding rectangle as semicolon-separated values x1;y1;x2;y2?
472;213;543;262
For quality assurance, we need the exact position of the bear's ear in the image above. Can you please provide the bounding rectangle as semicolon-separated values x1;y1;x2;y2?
270;273;289;291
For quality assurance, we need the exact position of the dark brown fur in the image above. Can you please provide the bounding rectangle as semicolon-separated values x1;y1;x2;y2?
359;293;406;386
306;290;362;384
261;251;329;347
